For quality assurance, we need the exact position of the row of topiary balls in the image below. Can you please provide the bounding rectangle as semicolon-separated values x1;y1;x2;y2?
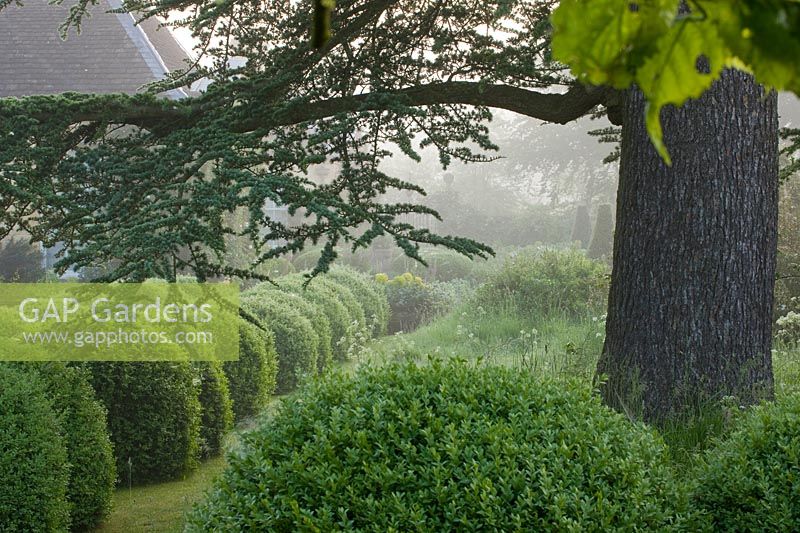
0;266;389;532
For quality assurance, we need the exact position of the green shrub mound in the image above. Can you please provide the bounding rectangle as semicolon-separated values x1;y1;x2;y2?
224;319;278;421
0;365;69;532
87;362;201;485
188;361;689;531
312;275;368;345
195;362;234;458
34;363;116;531
475;248;608;318
326;265;389;337
279;274;354;361
290;245;325;271
242;295;319;393
246;285;333;373
377;272;442;333
692;397;800;531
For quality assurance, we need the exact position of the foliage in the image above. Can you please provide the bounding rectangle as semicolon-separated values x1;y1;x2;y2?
325;265;390;336
389;111;618;216
194;361;234;458
776;172;800;318
221;208;295;286
552;0;800;162
224;319;278;422
692;395;800;531
775;311;800;345
86;362;201;485
246;284;334;373
241;295;319;393
187;360;691;531
390;247;477;282
376;272;443;333
570;204;592;248
311;276;369;347
0;364;70;532
277;273;355;361
428;278;477;314
1;0;617;282
475;248;609;318
588;203;614;260
33;363;116;531
0;237;44;282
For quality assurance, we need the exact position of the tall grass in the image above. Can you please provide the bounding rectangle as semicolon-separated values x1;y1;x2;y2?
369;298;604;383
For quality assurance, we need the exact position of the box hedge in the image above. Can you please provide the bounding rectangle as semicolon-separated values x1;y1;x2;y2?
188;361;690;531
246;285;333;373
224;318;278;422
242;296;319;393
195;361;234;458
35;363;116;531
310;276;368;352
277;274;354;361
326;265;389;337
0;365;70;532
691;396;800;531
87;362;201;485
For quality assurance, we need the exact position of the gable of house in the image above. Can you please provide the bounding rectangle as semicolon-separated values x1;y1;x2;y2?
0;1;194;277
0;0;192;98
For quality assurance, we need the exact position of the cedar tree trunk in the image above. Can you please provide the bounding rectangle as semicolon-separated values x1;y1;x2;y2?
597;70;778;422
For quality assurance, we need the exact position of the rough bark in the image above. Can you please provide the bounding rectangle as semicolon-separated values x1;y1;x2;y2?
598;70;778;422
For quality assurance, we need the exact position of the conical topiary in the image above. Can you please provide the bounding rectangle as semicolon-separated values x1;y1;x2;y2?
588;204;614;260
570;204;592;248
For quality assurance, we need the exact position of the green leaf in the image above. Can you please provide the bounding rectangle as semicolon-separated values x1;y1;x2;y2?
552;0;678;88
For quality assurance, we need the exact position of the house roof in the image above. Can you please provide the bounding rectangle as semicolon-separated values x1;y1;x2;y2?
0;0;193;98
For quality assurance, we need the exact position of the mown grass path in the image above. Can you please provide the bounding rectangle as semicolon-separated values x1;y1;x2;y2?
94;457;226;532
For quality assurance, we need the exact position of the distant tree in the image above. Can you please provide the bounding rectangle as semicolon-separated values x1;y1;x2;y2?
588;204;613;260
0;238;44;282
570;205;592;249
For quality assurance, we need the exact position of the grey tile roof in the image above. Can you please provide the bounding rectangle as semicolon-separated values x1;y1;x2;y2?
0;0;192;98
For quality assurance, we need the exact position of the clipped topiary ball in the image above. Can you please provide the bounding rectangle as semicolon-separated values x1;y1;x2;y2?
242;295;319;394
246;284;333;373
279;274;354;362
87;362;201;485
224;318;278;422
325;265;389;337
34;363;116;531
188;361;690;531
692;396;800;531
312;275;367;341
0;364;70;532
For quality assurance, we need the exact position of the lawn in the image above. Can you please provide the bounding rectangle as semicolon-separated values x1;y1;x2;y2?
94;457;226;533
